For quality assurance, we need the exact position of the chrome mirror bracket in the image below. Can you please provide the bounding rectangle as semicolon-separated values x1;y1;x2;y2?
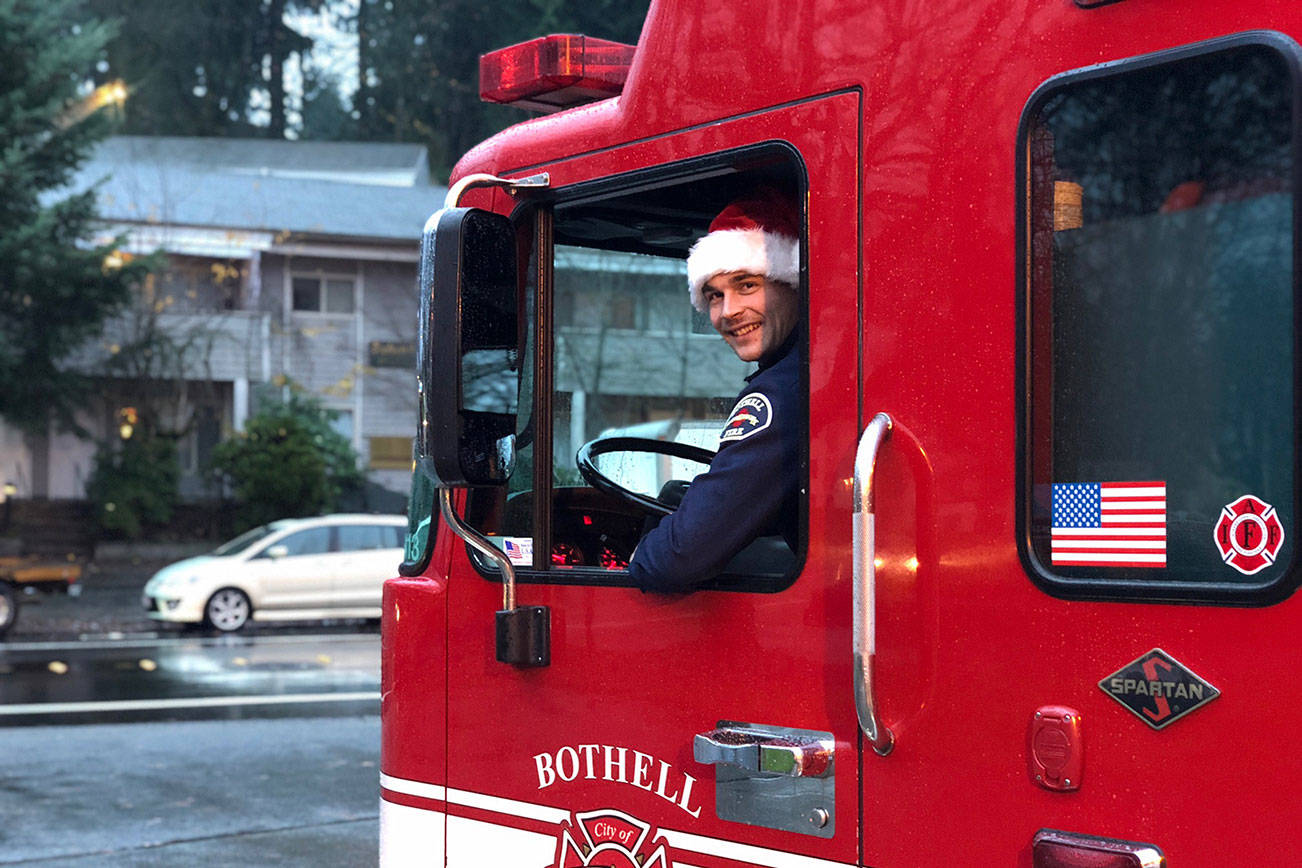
438;487;549;667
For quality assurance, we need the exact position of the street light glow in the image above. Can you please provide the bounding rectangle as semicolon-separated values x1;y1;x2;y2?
57;79;129;129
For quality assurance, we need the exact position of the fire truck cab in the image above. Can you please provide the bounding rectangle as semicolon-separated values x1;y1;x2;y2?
381;1;1302;865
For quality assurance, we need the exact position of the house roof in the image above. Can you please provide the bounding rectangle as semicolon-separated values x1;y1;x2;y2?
93;135;431;186
72;136;448;244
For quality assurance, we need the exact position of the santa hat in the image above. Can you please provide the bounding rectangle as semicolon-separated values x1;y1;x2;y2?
686;190;800;312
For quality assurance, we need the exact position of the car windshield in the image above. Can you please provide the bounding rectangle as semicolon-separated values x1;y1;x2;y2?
211;524;282;556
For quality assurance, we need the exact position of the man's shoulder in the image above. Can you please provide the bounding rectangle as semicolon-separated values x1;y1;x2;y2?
722;349;801;445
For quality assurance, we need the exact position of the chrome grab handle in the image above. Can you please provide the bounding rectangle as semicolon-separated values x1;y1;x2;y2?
853;413;894;756
693;725;834;778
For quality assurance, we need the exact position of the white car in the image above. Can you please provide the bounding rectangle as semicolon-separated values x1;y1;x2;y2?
142;514;407;632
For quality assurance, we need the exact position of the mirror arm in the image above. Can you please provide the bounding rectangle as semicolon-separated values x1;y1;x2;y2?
444;172;551;209
438;487;517;610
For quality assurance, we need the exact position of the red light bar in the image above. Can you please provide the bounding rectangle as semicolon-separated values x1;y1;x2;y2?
1033;830;1165;868
480;34;635;113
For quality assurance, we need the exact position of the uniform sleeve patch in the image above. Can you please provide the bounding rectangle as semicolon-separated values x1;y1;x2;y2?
720;393;773;444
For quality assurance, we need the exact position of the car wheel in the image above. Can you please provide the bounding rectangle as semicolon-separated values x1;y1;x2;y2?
0;582;17;639
204;587;252;632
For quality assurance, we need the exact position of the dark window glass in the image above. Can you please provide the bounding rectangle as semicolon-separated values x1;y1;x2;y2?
338;524;389;551
276;527;332;557
1022;39;1298;598
292;277;321;311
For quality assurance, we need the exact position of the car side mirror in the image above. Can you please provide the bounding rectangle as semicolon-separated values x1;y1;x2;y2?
265;544;289;560
416;207;520;487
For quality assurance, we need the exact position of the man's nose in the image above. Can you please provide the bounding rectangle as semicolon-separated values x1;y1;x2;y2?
720;290;743;319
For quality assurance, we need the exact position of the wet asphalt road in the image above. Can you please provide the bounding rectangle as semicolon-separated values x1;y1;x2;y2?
1;558;386;865
0;715;380;866
0;632;379;726
1;557;381;726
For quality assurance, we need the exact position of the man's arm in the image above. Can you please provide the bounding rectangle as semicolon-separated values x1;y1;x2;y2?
627;410;796;593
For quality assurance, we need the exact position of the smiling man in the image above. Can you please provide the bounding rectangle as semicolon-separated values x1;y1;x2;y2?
627;190;803;593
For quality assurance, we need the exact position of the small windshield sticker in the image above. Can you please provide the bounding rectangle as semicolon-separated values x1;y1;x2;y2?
720;393;772;444
1099;648;1219;730
1214;494;1285;576
551;808;674;868
501;537;533;565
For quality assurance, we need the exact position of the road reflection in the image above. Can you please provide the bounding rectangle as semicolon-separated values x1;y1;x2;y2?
0;633;379;725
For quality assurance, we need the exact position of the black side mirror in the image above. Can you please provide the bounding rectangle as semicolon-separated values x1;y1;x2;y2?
416;207;520;487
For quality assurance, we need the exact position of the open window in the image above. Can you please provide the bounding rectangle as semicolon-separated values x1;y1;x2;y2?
1018;33;1302;603
463;146;807;591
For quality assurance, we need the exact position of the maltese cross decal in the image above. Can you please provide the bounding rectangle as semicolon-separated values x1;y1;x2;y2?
1214;494;1285;576
550;808;673;868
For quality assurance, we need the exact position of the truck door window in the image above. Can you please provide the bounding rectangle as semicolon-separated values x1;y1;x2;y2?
550;244;750;572
464;155;807;589
1019;35;1301;603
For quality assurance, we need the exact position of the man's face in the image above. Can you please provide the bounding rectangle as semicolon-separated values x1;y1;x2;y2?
704;271;799;363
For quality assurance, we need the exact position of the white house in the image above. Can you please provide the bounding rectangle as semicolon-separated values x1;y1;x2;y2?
1;136;445;507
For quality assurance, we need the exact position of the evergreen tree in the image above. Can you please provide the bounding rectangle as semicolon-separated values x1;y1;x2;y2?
0;0;149;433
86;0;324;138
353;0;650;180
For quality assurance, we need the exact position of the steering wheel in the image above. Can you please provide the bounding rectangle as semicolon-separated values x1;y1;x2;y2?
576;436;716;517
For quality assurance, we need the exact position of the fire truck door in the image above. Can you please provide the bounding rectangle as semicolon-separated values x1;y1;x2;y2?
440;94;867;868
858;33;1302;867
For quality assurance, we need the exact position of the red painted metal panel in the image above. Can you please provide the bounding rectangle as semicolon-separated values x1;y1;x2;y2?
390;0;1302;864
381;519;454;791
444;95;863;864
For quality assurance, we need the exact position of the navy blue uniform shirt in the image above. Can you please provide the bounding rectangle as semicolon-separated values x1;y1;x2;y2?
627;333;802;592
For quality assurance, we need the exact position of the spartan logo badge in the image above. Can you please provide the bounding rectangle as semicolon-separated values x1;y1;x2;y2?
1099;648;1220;730
550;808;674;868
720;393;772;444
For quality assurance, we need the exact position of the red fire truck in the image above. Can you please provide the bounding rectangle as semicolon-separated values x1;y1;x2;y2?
381;1;1302;864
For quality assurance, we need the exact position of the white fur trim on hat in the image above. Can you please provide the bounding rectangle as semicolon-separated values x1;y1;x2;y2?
685;228;799;312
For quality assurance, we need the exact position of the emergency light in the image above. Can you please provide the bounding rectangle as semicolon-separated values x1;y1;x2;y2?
479;34;635;113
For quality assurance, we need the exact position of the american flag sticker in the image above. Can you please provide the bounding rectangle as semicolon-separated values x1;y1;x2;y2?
1051;481;1167;568
501;537;534;565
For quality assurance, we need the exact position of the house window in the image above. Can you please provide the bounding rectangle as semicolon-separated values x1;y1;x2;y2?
292;275;355;314
369;436;412;470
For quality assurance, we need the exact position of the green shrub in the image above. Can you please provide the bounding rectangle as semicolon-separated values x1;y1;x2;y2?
86;436;180;539
209;391;362;531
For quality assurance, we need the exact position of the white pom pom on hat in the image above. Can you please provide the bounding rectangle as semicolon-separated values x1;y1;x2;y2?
686;189;800;312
